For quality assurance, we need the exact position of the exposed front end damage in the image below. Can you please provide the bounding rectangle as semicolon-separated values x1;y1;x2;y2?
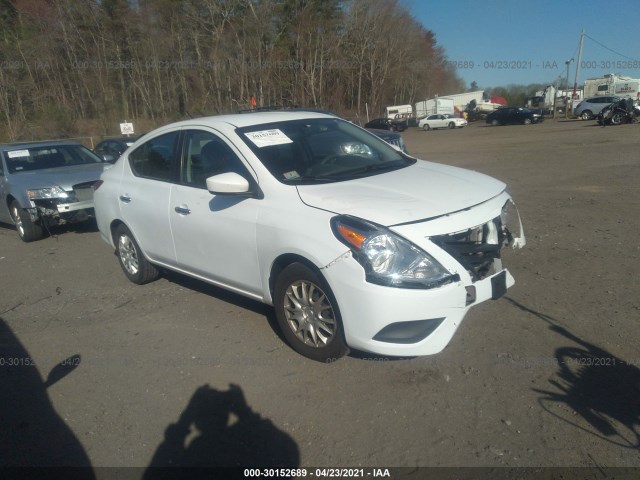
431;199;526;283
28;182;97;228
321;194;526;357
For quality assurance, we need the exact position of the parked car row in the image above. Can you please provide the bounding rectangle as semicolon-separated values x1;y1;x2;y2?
1;110;525;362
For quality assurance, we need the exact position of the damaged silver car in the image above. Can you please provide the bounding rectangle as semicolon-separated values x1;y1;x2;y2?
0;141;107;242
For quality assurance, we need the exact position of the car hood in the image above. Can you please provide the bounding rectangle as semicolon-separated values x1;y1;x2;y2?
8;163;107;191
296;160;506;226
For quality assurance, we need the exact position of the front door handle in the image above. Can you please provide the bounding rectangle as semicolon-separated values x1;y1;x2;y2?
119;194;131;203
174;206;191;215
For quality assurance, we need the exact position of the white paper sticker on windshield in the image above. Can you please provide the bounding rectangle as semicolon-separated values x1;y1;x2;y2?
283;170;300;180
7;149;30;158
244;129;293;148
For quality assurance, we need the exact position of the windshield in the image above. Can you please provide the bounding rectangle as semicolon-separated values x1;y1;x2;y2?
4;144;103;174
237;118;415;185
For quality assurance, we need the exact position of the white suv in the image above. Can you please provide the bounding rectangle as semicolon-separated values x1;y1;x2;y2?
94;111;525;361
574;96;619;120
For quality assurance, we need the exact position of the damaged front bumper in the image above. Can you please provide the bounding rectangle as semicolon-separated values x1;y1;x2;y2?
27;186;96;226
321;193;526;357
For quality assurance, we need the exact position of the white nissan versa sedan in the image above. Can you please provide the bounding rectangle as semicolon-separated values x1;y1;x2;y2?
94;111;525;361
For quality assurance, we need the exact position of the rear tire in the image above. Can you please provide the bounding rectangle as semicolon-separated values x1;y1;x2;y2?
274;263;348;362
114;224;159;284
10;200;44;242
491;119;499;126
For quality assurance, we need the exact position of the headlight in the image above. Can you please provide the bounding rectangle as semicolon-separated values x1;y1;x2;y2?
27;186;69;200
501;199;526;249
331;215;454;289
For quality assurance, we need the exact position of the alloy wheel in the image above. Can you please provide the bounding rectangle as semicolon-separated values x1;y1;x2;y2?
283;280;337;348
118;234;139;275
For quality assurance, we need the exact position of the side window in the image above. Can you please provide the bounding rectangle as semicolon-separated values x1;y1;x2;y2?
129;131;178;182
181;130;248;189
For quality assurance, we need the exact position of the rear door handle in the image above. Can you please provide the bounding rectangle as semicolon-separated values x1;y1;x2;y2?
174;206;191;215
119;195;131;203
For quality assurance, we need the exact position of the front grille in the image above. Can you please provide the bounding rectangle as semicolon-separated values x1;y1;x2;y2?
431;217;506;282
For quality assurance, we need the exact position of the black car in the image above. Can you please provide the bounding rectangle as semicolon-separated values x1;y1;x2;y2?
94;136;139;163
364;118;407;132
485;107;538;126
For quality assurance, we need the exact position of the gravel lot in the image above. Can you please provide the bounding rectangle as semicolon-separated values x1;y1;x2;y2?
2;118;640;475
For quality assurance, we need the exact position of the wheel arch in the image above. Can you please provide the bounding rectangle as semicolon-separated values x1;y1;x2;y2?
268;253;326;303
109;219;127;246
5;194;17;222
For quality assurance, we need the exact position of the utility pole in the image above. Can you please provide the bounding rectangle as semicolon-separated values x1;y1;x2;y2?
565;58;574;119
572;30;585;114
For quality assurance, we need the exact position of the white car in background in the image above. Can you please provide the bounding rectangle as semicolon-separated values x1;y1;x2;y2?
94;111;525;362
419;114;468;130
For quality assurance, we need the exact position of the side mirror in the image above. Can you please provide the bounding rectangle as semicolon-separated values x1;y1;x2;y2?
206;172;251;195
101;153;116;163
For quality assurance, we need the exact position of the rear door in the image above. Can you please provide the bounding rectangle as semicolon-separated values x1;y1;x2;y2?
119;130;180;265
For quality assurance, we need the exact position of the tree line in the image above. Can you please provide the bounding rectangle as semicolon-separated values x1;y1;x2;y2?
0;0;464;141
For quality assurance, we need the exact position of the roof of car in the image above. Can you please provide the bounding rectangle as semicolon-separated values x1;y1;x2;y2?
0;140;82;151
97;136;140;143
166;111;336;130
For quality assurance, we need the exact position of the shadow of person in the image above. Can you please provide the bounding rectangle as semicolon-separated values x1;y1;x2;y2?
0;317;94;476
535;324;640;449
144;384;299;477
506;298;640;449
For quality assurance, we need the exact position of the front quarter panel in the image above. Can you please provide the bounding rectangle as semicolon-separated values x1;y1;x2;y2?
255;187;348;305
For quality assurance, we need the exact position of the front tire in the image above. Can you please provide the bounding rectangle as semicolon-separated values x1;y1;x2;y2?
448;122;455;129
610;112;623;125
581;110;592;120
274;263;348;362
423;124;431;131
10;200;44;242
114;224;159;284
523;118;532;125
491;119;500;126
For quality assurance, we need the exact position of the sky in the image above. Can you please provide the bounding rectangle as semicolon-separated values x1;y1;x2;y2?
404;0;640;90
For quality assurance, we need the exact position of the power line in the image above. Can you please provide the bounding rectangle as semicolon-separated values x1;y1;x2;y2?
584;34;637;61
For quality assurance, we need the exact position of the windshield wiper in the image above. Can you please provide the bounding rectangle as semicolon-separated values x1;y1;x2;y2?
282;174;344;184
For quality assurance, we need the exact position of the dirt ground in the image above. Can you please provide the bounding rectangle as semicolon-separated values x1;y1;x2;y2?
1;118;640;475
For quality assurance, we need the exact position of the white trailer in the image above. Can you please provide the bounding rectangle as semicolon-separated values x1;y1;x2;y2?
584;74;640;100
415;97;454;117
415;90;485;118
384;104;413;119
